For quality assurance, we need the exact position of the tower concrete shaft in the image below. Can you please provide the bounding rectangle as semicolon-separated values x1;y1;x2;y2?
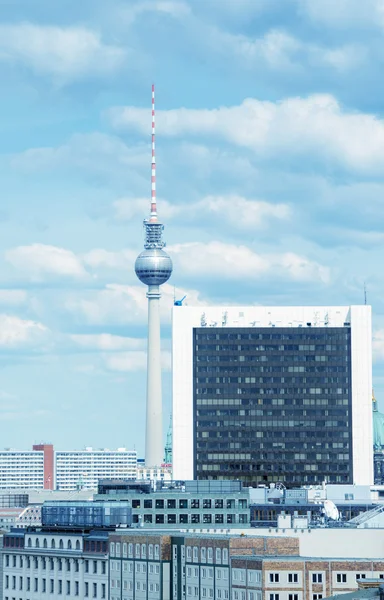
145;285;163;466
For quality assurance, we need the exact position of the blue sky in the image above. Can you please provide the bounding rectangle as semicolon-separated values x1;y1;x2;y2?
1;0;384;454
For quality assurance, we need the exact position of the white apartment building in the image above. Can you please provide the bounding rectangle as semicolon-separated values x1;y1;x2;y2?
0;450;44;489
173;305;373;485
55;448;137;491
0;447;137;491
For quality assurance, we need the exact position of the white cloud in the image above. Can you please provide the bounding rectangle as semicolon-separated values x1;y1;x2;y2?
113;195;290;230
104;349;171;372
0;314;49;349
113;197;180;222
10;133;148;184
168;241;330;284
6;244;87;282
82;248;138;274
0;290;28;306
0;23;125;82
298;0;383;29
373;329;384;362
108;94;384;174
64;282;205;325
70;334;145;352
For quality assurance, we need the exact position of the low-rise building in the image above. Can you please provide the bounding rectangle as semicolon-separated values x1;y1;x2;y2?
95;479;250;529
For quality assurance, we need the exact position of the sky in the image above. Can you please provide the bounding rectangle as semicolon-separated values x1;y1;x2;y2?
1;0;384;454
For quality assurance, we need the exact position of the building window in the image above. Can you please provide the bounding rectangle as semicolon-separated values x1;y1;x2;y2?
288;595;298;600
356;574;366;580
93;583;97;598
270;574;280;583
216;549;222;563
67;581;71;595
288;573;299;583
312;574;323;583
110;543;115;557
58;580;62;595
50;579;54;593
193;547;199;561
85;582;89;597
93;560;97;574
59;539;64;550
313;595;323;600
34;578;38;592
51;539;55;549
336;574;347;583
270;595;279;600
75;581;79;596
76;540;80;550
101;583;106;599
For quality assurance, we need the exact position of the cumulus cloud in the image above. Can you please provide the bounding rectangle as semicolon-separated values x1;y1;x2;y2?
64;282;205;326
104;349;171;372
0;23;126;82
108;94;384;174
5;244;87;282
373;330;384;362
0;290;28;306
298;0;384;29
9;133;148;188
70;334;145;352
168;241;330;284
113;195;291;230
0;314;49;349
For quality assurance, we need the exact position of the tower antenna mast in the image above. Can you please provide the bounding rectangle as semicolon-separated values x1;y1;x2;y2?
151;83;157;219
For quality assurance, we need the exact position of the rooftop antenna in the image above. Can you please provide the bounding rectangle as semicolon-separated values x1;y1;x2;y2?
364;282;367;305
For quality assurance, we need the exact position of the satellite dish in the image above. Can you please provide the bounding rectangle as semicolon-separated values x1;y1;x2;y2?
323;500;339;520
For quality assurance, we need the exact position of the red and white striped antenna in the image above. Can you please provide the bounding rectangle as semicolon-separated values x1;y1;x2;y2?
150;83;157;220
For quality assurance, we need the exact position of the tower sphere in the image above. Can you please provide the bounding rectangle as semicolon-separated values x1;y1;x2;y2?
135;248;173;286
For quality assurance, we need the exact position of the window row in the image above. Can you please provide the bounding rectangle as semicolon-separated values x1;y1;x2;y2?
109;542;160;560
184;546;229;564
26;537;80;550
4;555;105;574
130;497;244;509
4;576;105;598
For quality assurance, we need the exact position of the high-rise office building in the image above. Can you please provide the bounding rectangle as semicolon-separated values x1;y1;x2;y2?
172;305;373;486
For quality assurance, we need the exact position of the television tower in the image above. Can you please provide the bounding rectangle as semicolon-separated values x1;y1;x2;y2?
135;84;173;467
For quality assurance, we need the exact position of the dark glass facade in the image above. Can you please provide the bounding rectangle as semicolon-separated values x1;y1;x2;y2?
193;326;352;486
